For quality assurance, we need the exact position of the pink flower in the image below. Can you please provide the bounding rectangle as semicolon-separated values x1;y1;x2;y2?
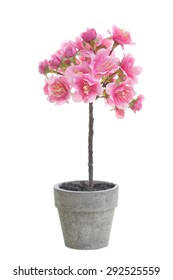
130;95;144;113
111;25;133;47
72;74;102;103
106;82;135;109
49;54;61;70
39;59;49;74
79;49;93;64
115;108;125;119
39;26;143;117
96;34;112;50
121;54;142;84
74;37;92;51
65;62;91;81
44;76;71;105
61;41;77;58
92;49;119;77
81;28;97;42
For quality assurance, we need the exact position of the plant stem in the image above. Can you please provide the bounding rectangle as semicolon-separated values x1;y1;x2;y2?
88;102;94;189
109;41;118;56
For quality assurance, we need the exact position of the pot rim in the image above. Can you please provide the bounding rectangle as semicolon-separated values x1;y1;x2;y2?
54;180;118;194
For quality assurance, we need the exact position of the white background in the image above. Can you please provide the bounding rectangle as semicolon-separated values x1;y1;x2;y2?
0;0;173;279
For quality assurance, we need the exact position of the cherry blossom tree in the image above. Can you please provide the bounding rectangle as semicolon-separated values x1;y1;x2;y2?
39;26;144;190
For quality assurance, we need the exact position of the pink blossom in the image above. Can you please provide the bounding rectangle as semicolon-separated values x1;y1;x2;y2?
74;37;92;51
74;62;91;73
106;82;135;109
111;26;133;47
39;59;49;74
44;76;71;105
39;26;143;117
96;34;112;50
49;54;61;70
130;95;144;113
115;108;125;119
74;37;84;50
79;49;93;64
65;62;91;81
55;49;64;60
61;41;77;58
81;28;97;42
92;49;119;77
72;74;102;103
121;54;142;84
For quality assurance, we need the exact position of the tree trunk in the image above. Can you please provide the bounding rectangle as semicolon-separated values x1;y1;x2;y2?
88;102;94;189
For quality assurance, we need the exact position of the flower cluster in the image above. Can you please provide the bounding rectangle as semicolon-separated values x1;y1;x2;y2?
39;26;144;118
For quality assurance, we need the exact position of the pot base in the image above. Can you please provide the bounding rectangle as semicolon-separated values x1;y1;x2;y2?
58;208;115;250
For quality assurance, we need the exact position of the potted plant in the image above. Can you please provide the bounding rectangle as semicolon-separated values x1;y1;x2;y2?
39;25;144;250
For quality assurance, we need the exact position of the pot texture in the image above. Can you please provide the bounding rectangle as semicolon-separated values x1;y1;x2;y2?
54;181;119;250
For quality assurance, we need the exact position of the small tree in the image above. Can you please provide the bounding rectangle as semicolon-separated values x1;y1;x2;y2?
39;26;144;190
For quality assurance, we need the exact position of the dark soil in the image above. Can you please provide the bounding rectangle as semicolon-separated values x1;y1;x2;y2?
60;181;115;192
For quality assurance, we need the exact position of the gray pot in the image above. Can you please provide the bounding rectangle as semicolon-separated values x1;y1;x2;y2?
54;181;119;250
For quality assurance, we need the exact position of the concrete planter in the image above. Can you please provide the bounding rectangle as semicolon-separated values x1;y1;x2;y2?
54;181;119;250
